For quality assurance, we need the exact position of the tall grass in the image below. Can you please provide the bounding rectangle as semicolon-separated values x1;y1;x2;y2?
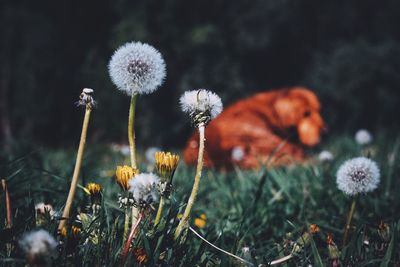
1;134;399;266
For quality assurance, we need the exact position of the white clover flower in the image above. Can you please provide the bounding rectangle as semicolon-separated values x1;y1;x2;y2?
19;229;57;266
318;150;334;162
108;42;166;95
355;129;373;145
231;146;245;161
145;147;161;163
128;173;160;207
180;89;223;126
336;157;380;196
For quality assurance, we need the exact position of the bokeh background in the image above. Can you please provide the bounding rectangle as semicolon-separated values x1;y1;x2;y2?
1;0;400;150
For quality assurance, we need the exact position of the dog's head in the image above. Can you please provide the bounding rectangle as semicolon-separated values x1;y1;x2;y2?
271;87;325;146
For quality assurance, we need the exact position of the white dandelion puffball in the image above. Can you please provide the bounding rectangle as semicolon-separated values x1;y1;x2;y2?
180;89;223;124
128;173;160;206
108;42;166;95
355;129;373;145
318;150;334;162
231;147;245;161
336;157;380;196
19;229;57;265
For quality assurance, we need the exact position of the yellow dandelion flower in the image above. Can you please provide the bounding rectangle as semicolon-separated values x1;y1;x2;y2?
155;152;180;182
194;213;207;228
115;165;138;190
84;183;102;195
71;226;81;237
60;226;81;238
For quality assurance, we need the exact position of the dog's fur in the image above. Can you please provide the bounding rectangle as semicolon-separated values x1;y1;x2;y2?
183;87;325;169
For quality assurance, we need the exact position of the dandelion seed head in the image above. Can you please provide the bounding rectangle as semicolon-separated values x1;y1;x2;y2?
231;147;245;161
180;89;223;126
83;88;94;94
108;42;166;95
318;150;334;162
128;173;160;207
355;129;373;145
77;88;96;107
336;157;380;196
19;229;57;266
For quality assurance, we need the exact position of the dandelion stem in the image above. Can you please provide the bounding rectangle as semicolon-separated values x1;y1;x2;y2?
127;93;141;235
269;254;293;265
175;124;205;240
1;179;12;228
58;106;92;232
154;196;165;226
131;205;140;234
123;206;130;244
128;93;138;169
120;209;144;267
342;198;357;246
189;226;254;266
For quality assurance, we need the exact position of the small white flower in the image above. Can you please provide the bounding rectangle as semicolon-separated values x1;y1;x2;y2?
231;147;245;161
128;173;160;207
108;42;166;95
145;147;161;163
355;129;373;145
19;229;57;266
318;150;334;162
336;157;380;196
180;89;223;126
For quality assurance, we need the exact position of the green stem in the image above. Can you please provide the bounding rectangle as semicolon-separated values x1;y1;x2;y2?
128;94;138;169
175;124;205;240
58;106;92;232
154;196;166;226
127;93;141;231
342;198;357;246
131;205;139;232
123;206;130;244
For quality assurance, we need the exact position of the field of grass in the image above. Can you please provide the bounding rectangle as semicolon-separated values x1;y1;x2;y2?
1;134;400;266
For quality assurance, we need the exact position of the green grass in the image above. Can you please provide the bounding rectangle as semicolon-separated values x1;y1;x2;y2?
1;134;400;266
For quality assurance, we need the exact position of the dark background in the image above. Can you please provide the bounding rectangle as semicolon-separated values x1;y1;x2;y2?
1;0;400;149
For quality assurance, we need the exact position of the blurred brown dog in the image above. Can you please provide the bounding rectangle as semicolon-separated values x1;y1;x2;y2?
183;87;325;169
